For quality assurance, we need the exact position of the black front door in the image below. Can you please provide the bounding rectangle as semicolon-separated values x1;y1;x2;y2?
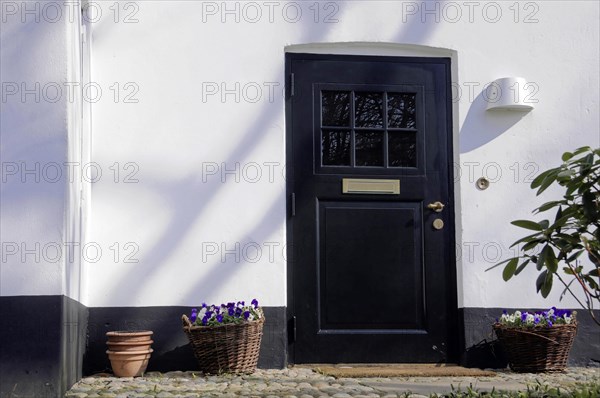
286;54;457;363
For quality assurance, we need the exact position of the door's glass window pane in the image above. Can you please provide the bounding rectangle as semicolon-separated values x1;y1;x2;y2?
356;131;383;167
355;93;383;128
322;91;350;127
322;130;351;166
388;93;416;128
388;132;417;167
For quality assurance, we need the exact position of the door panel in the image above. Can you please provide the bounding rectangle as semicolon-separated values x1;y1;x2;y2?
319;201;424;331
286;54;456;363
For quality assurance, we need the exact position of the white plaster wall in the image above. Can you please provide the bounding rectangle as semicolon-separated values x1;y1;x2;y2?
83;1;599;309
0;2;78;296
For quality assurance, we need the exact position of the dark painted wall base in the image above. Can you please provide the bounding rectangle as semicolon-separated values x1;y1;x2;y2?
0;297;286;397
83;306;287;375
460;308;600;368
2;297;599;397
0;295;86;398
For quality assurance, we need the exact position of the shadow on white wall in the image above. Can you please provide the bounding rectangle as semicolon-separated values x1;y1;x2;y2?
460;89;530;154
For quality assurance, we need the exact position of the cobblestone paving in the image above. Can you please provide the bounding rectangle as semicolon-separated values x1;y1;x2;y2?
66;367;599;398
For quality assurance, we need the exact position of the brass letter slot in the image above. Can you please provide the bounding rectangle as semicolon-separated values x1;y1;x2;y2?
342;178;400;195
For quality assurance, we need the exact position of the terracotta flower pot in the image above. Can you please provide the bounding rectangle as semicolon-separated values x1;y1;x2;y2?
107;340;154;352
105;331;154;377
106;330;153;343
106;349;153;377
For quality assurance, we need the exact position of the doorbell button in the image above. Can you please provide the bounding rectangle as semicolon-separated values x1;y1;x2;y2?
476;177;490;190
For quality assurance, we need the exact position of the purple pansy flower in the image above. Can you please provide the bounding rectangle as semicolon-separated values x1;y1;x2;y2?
498;307;573;329
189;299;260;326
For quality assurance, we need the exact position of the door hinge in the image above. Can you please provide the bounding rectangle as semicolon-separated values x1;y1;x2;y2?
291;192;296;217
289;316;297;343
290;73;295;97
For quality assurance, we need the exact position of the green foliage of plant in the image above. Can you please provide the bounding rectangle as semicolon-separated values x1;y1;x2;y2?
570;381;600;398
491;147;600;326
427;380;600;397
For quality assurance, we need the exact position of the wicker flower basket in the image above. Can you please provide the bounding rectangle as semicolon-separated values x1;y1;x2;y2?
493;322;577;373
182;311;264;374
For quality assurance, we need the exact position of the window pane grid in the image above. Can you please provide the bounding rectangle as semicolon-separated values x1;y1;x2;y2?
321;90;417;168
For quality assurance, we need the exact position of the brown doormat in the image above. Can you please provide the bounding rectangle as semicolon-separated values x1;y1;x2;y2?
298;364;497;378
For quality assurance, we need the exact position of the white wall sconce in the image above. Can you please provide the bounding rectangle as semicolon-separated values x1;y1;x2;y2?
485;77;535;112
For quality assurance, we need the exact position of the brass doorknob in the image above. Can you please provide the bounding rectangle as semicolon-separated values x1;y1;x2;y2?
427;201;445;213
